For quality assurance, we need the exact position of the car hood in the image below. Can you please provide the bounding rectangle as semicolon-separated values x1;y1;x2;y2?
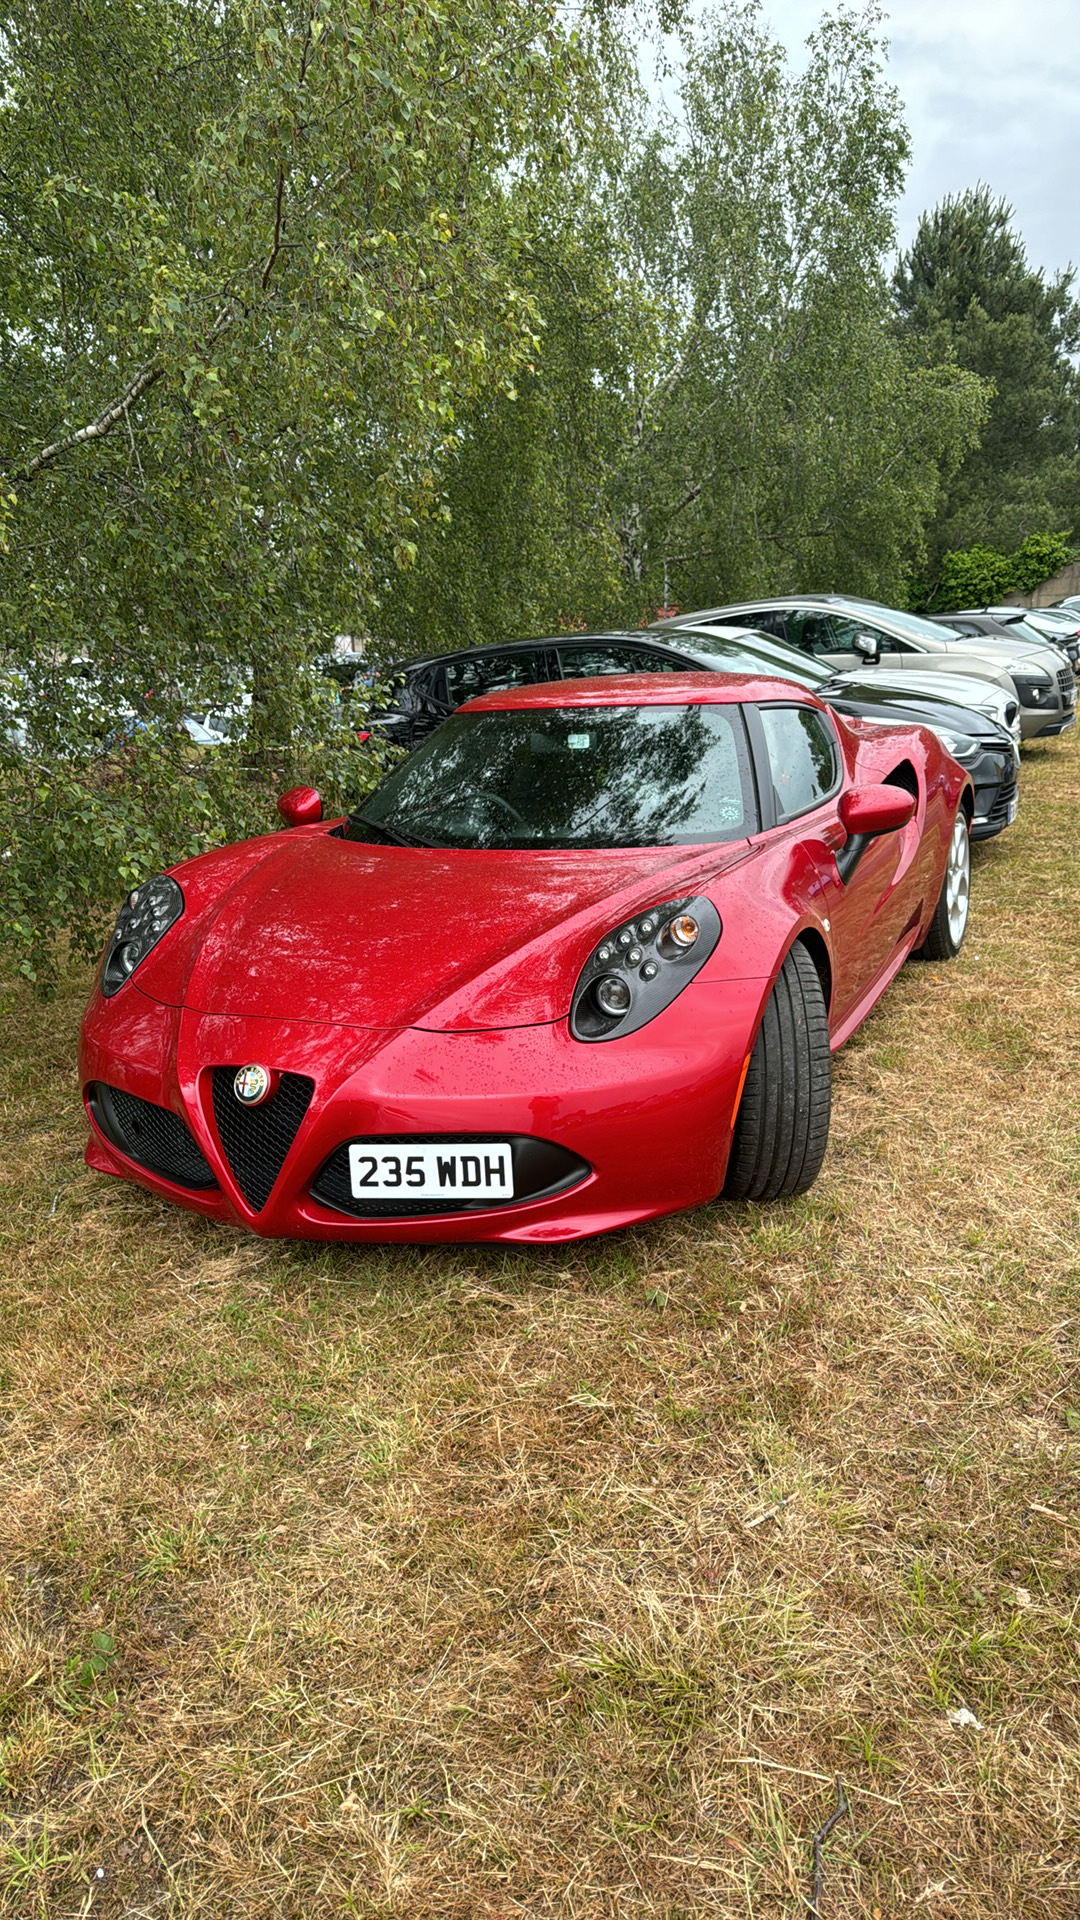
135;828;756;1030
830;670;1011;729
935;633;1063;673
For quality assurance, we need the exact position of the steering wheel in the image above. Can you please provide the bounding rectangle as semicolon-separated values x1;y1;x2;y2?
457;782;528;828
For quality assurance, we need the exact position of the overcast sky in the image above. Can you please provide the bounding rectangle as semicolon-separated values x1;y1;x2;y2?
648;0;1079;281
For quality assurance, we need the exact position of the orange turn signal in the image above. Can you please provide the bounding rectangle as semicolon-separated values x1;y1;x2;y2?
665;913;700;950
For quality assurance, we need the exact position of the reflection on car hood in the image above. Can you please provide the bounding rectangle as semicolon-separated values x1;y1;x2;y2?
134;830;756;1030
935;633;1063;672
830;670;1010;728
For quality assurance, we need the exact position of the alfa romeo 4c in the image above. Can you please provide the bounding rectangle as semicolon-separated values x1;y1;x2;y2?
80;674;972;1243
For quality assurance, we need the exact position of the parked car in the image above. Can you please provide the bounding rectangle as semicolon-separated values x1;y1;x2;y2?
368;628;1023;744
181;693;252;747
3;658;167;756
986;606;1080;666
1052;595;1080;613
656;623;1019;839
80;670;973;1240
651;596;1076;741
1007;604;1080;638
363;627;1019;838
315;652;378;705
927;609;1080;672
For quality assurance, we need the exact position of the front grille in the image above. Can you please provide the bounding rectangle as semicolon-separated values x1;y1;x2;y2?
1057;666;1074;702
89;1083;217;1190
311;1134;590;1219
210;1069;314;1211
985;778;1018;828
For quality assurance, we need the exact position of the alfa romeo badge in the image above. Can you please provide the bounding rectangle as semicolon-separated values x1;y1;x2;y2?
233;1063;272;1106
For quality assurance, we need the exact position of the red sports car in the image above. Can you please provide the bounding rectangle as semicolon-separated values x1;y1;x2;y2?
79;675;972;1243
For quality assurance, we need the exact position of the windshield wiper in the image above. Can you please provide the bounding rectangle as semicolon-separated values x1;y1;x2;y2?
349;812;436;849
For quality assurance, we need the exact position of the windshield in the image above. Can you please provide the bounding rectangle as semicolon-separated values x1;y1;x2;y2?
675;629;829;689
837;599;963;642
346;704;756;849
1020;609;1077;630
1009;617;1067;648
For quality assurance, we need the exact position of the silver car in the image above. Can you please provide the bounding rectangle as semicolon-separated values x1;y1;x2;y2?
928;609;1080;674
984;607;1080;668
653;595;1076;742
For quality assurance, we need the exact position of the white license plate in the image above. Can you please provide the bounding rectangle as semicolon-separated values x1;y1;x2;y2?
348;1141;514;1201
1007;794;1019;825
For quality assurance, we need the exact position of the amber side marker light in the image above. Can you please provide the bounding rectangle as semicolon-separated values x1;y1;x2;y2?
664;913;700;950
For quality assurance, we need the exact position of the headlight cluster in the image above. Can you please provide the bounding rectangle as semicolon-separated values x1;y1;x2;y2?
570;896;722;1042
100;876;184;997
932;727;980;764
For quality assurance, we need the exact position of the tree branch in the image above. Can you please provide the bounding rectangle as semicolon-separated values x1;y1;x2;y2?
260;7;318;295
262;166;286;290
666;477;705;524
14;360;164;484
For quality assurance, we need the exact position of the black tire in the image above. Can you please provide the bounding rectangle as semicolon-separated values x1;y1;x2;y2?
914;809;971;962
723;943;832;1202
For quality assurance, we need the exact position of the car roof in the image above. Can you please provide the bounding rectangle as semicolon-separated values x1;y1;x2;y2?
655;594;944;623
654;621;776;643
387;631;658;674
985;604;1076;621
459;671;825;711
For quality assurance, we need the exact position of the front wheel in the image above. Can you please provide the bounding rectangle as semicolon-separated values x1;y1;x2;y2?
915;810;970;961
723;943;832;1202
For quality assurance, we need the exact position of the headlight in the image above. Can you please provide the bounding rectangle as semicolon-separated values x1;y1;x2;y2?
100;875;184;996
932;727;979;763
570;895;722;1042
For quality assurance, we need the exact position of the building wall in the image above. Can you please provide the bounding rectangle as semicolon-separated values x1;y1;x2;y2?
1001;559;1080;607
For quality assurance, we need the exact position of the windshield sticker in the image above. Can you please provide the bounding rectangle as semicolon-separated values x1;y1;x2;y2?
568;733;591;750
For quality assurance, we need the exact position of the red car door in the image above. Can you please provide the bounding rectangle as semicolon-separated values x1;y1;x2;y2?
754;702;923;1034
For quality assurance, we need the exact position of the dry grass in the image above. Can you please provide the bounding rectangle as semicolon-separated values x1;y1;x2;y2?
1;738;1078;1919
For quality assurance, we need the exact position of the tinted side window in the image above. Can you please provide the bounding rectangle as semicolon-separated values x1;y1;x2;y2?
742;611;788;642
760;706;839;822
395;666;443;711
556;643;679;676
830;615;913;656
785;611;839;657
443;651;540;704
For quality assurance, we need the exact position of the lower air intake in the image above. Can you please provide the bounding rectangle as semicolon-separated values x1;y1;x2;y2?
90;1084;217;1190
211;1069;314;1212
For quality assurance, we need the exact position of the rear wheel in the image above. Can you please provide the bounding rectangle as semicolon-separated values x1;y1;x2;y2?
915;810;970;961
723;943;832;1202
